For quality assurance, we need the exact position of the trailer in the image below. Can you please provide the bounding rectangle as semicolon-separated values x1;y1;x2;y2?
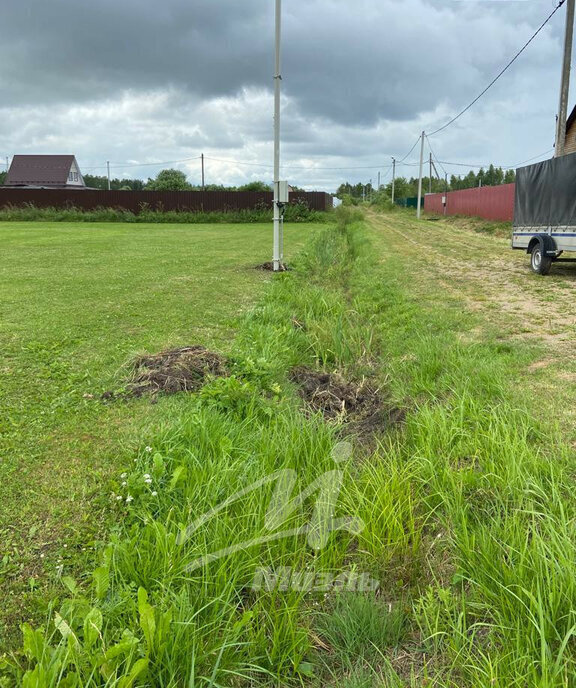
512;152;576;274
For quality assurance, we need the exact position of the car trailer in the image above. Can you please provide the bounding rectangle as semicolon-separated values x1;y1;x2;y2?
512;152;576;274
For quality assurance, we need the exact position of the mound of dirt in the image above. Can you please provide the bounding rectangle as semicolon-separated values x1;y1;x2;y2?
126;346;228;397
289;365;404;436
254;261;289;272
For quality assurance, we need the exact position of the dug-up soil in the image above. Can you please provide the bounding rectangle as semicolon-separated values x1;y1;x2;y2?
254;261;289;272
123;346;229;397
289;366;404;437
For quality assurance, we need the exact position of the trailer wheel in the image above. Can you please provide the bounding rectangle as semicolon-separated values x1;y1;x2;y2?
530;244;552;275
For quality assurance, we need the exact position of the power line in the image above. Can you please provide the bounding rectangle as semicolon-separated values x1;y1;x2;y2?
428;0;566;137
425;135;447;177
205;155;398;171
397;135;422;163
436;147;554;170
82;156;202;173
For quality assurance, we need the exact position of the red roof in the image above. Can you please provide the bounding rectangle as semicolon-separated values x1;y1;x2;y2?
5;155;83;187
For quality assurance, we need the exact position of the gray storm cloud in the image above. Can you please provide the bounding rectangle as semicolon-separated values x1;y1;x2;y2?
0;0;567;190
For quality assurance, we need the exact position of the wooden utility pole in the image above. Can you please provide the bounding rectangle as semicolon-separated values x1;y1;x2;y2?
429;152;432;194
201;154;205;189
391;157;396;203
556;0;575;157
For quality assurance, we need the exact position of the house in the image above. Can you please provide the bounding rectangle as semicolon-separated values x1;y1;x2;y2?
564;106;576;155
4;155;86;188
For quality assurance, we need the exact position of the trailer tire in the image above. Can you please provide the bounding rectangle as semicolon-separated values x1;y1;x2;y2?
530;244;552;275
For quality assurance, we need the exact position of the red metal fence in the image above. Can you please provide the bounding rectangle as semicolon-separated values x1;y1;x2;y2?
0;189;333;213
424;183;515;222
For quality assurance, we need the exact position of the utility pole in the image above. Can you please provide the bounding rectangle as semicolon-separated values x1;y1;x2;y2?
106;161;111;190
429;152;432;194
272;0;283;271
377;171;380;190
444;173;448;216
556;0;575;156
201;154;205;189
5;156;8;173
416;131;425;219
391;157;396;204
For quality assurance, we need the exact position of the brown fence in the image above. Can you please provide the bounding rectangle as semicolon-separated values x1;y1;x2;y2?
424;184;515;222
0;189;333;213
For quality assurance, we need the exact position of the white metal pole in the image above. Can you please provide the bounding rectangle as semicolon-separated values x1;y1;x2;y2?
272;0;282;271
556;0;575;157
107;161;111;190
416;131;425;219
391;157;396;204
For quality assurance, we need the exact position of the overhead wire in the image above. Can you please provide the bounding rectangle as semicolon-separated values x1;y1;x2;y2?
428;0;566;137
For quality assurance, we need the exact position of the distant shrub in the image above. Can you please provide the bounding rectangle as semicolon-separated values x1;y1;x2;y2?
0;202;329;224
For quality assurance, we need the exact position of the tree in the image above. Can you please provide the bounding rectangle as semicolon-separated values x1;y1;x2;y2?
145;169;192;191
237;181;271;192
83;174;144;190
0;171;6;186
504;169;516;184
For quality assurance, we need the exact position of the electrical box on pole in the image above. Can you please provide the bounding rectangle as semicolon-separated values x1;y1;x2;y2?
276;180;290;204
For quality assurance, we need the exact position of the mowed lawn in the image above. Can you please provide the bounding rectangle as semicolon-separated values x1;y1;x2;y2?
0;221;310;646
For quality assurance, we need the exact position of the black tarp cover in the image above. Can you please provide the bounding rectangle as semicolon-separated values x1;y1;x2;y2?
514;152;576;227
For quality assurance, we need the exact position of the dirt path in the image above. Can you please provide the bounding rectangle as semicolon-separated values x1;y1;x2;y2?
369;211;576;357
368;211;576;437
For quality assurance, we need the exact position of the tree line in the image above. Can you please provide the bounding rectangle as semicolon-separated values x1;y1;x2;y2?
82;169;278;192
336;164;516;201
0;167;284;192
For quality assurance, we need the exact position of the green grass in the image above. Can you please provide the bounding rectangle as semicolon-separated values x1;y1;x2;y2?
0;221;312;651
2;211;576;686
0;203;328;224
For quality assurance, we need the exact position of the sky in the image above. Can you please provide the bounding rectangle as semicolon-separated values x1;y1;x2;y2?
0;0;570;192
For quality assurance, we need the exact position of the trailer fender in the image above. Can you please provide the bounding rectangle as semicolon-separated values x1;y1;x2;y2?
527;234;558;257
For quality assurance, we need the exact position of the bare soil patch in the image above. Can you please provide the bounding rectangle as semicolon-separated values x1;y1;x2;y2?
289;366;404;437
120;346;229;398
254;261;289;272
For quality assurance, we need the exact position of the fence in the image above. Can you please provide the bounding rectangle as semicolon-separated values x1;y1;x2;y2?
0;189;333;213
424;183;515;222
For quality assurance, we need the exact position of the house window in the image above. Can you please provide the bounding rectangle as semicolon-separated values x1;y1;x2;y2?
68;171;73;181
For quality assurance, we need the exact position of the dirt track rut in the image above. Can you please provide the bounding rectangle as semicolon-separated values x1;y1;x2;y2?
369;212;576;360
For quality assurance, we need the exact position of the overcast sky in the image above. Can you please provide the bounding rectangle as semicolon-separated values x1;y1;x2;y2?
0;0;569;191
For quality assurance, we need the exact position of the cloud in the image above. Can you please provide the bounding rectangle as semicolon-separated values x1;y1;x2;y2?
0;0;568;190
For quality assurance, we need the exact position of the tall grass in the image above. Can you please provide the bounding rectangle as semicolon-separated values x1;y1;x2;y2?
0;202;326;224
3;206;576;686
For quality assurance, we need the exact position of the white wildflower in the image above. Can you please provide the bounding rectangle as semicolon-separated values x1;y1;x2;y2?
143;473;151;479
120;472;127;479
122;481;127;487
151;491;158;497
126;495;134;503
145;446;152;453
116;495;123;501
144;478;152;484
